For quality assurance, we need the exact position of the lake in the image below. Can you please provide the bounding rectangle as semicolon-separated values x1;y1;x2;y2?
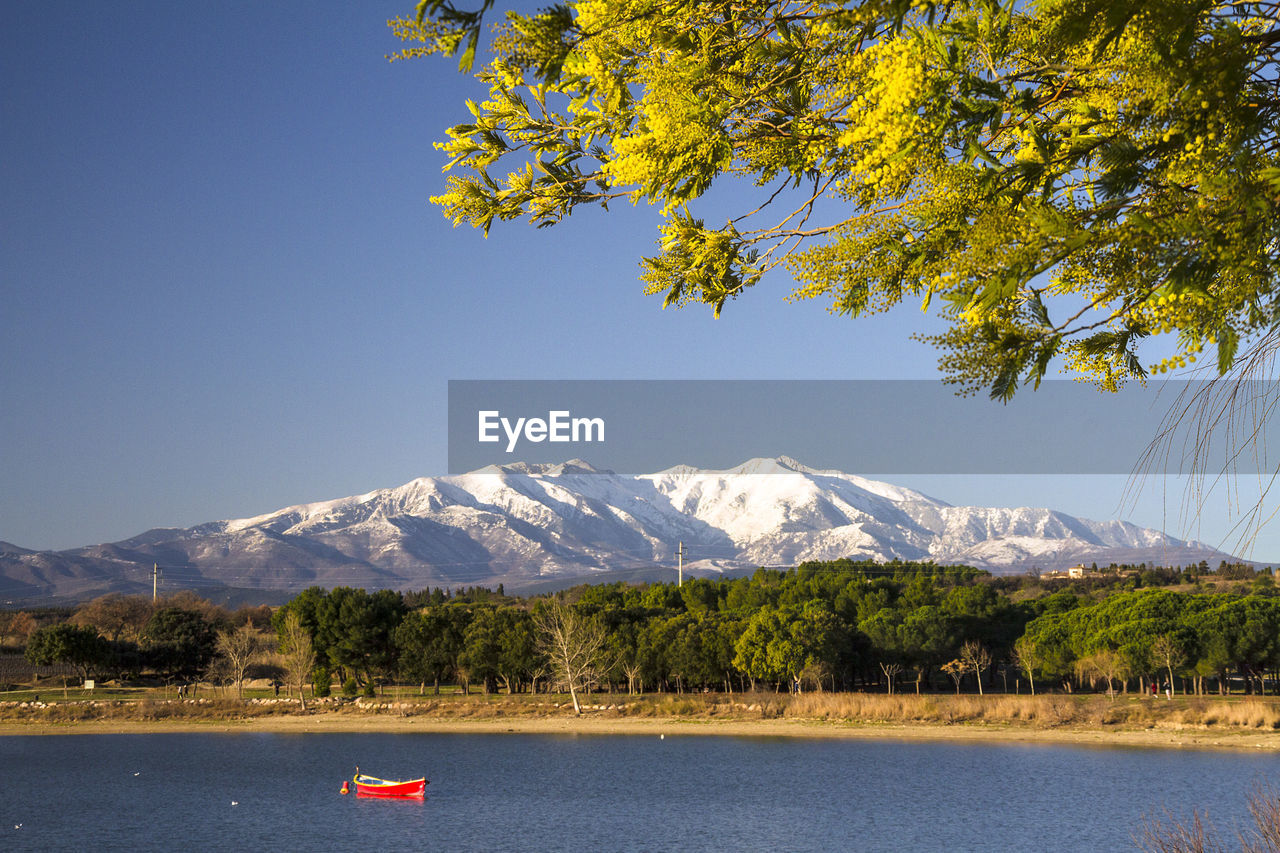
1;732;1277;851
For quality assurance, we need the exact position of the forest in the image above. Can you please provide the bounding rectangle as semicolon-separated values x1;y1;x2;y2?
6;557;1280;702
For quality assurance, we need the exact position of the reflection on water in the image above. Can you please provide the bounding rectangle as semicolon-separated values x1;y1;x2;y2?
1;732;1277;852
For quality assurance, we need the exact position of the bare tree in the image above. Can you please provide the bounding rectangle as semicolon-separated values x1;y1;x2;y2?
534;598;610;715
1152;635;1186;697
529;660;550;696
960;640;993;696
1076;649;1128;698
941;659;966;695
1138;785;1280;853
1137;808;1222;853
160;591;228;626
1243;787;1280;853
0;611;36;648
71;594;153;644
879;661;903;695
1011;638;1036;696
622;659;644;696
216;623;264;700
277;611;315;712
800;661;830;694
207;656;235;697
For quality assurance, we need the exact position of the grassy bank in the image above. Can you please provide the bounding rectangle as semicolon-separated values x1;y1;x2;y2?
786;692;1280;731
5;689;1280;736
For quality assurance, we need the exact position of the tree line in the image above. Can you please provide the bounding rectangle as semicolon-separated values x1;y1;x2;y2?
9;558;1280;701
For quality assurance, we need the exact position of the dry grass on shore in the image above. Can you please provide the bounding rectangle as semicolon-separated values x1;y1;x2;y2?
0;697;286;725
786;693;1280;731
4;690;1280;733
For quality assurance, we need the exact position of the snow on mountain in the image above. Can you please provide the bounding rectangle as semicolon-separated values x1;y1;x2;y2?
0;458;1239;602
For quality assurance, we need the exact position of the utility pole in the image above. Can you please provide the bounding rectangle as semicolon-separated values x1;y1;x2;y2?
677;541;683;587
152;563;161;601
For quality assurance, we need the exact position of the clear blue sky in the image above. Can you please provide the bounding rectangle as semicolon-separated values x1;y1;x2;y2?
2;1;1274;563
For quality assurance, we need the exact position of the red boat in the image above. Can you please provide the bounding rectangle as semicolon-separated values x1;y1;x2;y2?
352;769;428;799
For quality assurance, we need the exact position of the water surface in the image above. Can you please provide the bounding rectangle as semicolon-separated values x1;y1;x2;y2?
2;732;1276;851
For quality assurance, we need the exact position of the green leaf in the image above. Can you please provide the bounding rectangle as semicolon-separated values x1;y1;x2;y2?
1217;326;1239;374
1024;205;1074;239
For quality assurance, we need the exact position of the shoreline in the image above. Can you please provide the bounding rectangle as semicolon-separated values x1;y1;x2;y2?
4;713;1280;751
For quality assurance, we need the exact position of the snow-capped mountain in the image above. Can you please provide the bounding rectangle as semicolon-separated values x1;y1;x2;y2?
0;457;1238;603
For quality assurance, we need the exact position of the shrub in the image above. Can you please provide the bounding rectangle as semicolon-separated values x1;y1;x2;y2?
312;666;331;698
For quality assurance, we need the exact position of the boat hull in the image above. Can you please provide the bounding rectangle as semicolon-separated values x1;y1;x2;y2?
353;774;427;799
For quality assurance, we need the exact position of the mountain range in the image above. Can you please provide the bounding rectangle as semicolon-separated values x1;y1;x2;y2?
0;457;1240;605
